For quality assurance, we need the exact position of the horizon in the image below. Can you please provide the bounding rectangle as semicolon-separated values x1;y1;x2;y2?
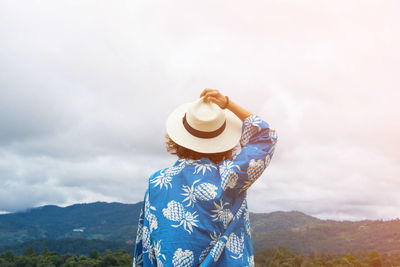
2;200;400;223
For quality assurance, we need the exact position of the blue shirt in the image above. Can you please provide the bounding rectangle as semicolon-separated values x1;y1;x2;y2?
133;115;278;267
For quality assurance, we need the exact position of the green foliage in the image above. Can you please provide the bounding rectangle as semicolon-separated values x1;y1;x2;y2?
0;248;133;267
1;246;398;267
2;202;400;257
0;238;133;256
255;247;399;267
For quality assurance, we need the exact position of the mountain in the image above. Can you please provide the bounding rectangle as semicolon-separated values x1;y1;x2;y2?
250;216;400;254
0;202;142;246
249;211;321;232
1;202;400;256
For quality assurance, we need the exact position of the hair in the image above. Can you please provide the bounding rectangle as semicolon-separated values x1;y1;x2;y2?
165;134;234;164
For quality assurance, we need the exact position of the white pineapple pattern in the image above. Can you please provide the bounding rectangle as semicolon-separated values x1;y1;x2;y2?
177;158;199;166
181;179;218;207
132;252;143;267
162;200;199;234
240;158;265;193
173;248;194;267
210;236;228;262
193;162;217;175
148;213;158;233
241;115;263;146
135;209;144;244
265;153;271;169
244;207;251;236
235;199;247;220
150;165;184;189
150;170;172;190
247;158;265;181
142;226;151;250
142;226;157;263
269;128;278;145
153;240;166;267
199;231;221;263
231;143;242;160
165;165;185;176
226;232;244;259
246;255;255;267
219;160;240;190
144;194;158;233
211;199;234;229
246;115;263;129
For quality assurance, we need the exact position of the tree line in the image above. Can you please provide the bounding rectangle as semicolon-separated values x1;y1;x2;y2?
1;246;400;266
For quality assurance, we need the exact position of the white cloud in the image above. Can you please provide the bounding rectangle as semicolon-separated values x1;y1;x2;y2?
0;0;399;220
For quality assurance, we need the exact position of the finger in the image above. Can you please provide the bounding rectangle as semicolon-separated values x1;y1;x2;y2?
200;88;214;97
208;96;218;103
204;91;220;99
202;93;213;103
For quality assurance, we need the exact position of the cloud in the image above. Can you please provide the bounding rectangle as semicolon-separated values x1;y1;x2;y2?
0;0;399;220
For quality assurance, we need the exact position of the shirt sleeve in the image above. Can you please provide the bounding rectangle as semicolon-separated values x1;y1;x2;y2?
132;198;145;266
219;114;278;194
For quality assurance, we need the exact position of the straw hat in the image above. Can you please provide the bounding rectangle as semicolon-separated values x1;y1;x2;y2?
166;96;242;153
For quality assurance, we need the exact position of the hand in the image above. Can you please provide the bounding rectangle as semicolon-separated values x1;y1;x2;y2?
200;88;228;109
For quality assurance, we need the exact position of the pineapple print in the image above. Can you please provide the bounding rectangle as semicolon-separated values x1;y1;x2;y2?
240;158;265;193
150;165;184;190
244;207;251;236
142;226;158;264
172;248;194;267
211;199;234;229
246;256;255;267
148;212;158;233
153;240;166;267
150;170;172;190
144;194;158;233
226;232;244;259
265;153;271;169
181;179;218;207
235;198;247;220
210;236;228;262
241;115;263;146
142;226;151;250
177;158;199;166
132;252;143;267
163;200;185;221
162;200;199;234
231;143;242;160
193;162;217;175
199;231;221;263
247;158;265;181
135;209;144;244
269;128;278;145
165;165;185;177
219;160;240;190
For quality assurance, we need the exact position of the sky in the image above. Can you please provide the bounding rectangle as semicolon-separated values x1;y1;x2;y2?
0;0;399;221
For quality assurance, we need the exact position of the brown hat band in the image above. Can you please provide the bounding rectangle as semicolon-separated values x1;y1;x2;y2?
182;113;226;139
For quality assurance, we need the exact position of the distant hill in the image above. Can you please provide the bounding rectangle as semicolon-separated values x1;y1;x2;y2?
250;211;320;232
0;202;142;246
1;202;400;256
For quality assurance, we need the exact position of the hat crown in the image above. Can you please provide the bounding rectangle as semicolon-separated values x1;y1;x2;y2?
186;98;225;132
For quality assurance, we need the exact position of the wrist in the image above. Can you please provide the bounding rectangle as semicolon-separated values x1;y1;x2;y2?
221;96;229;109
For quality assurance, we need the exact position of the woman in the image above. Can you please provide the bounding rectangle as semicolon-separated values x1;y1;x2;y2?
133;88;278;267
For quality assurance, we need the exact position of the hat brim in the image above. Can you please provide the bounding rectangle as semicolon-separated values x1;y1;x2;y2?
166;102;243;153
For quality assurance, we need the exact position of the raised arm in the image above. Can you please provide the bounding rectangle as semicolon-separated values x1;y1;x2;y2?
201;88;278;194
